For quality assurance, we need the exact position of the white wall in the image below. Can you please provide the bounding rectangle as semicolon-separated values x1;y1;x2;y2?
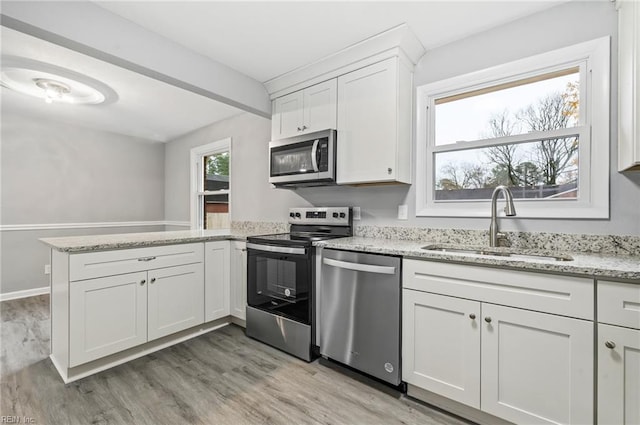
1;113;165;295
164;112;311;226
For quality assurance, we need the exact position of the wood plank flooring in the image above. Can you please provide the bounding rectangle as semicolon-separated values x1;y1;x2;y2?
1;295;469;425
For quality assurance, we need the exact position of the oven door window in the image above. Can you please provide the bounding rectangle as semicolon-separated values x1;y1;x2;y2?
247;249;311;324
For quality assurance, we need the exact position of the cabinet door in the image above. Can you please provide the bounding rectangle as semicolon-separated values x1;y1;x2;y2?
303;79;337;134
147;263;204;341
204;241;230;322
481;304;593;425
618;0;640;171
69;271;147;367
402;290;481;408
337;58;398;184
598;323;640;425
230;241;247;321
272;90;304;140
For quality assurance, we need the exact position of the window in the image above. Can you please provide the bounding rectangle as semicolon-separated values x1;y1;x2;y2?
190;138;231;229
416;37;610;218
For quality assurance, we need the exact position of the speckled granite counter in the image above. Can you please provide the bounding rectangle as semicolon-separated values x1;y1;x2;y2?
40;228;640;280
40;229;257;253
315;237;640;281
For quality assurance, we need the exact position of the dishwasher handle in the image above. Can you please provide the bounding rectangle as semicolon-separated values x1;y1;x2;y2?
323;257;396;275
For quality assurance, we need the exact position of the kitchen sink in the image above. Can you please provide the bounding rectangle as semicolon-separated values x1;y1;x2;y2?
421;245;573;262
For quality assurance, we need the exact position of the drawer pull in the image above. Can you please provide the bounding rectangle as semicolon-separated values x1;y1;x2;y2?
484;316;492;323
138;256;157;262
469;313;476;320
140;279;146;286
605;340;616;349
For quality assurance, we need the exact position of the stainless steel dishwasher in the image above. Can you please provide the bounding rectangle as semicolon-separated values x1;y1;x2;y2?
319;248;401;385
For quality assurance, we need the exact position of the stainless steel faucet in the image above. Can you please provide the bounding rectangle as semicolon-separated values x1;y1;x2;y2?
489;185;517;247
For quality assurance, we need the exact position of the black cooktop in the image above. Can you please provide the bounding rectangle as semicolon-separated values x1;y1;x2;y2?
247;231;346;246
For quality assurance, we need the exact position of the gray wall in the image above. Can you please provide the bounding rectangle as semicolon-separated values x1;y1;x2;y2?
1;113;165;294
164;112;310;225
241;1;639;236
101;2;640;239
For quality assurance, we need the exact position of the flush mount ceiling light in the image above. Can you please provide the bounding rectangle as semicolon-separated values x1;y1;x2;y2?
0;56;118;105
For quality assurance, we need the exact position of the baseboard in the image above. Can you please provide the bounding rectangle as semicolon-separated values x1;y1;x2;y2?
0;286;50;302
163;221;191;228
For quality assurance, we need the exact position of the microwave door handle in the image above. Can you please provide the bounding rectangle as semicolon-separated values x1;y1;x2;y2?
311;139;319;172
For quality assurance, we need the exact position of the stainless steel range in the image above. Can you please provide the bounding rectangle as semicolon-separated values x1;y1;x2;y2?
245;207;352;361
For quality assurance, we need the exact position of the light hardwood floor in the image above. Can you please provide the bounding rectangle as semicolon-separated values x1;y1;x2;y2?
1;295;470;425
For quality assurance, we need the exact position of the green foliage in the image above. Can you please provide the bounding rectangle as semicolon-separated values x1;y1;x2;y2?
206;152;229;176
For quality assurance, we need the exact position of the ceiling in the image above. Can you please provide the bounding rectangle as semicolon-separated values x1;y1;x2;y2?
0;26;243;142
95;1;569;83
1;1;569;143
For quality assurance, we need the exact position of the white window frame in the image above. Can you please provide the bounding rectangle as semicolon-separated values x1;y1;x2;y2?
416;37;610;218
190;138;231;230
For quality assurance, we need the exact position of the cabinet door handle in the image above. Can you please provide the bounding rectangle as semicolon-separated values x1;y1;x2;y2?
484;316;492;323
297;126;302;131
387;167;393;175
302;125;307;130
138;256;156;262
150;278;156;284
140;279;146;286
469;313;476;320
605;340;616;349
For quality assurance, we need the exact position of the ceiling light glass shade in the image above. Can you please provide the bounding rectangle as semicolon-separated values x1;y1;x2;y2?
0;56;117;105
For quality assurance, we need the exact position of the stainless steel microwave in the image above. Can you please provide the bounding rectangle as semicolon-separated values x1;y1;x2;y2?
269;129;336;187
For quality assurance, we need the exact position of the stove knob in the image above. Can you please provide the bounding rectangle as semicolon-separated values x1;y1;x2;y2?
295;212;301;218
289;212;295;218
332;212;339;218
339;212;346;218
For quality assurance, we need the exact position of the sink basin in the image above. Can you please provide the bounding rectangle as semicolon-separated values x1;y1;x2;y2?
422;245;573;262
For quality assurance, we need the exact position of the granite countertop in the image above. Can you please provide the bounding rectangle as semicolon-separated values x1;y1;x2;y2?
41;230;640;281
315;237;640;282
39;229;257;252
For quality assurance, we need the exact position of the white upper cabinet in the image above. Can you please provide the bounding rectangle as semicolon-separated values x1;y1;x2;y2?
271;79;337;140
618;0;640;171
266;25;424;185
337;57;412;185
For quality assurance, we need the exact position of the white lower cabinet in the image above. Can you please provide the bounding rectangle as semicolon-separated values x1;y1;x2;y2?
204;241;230;322
148;263;205;340
480;304;593;424
69;263;205;367
597;280;640;424
69;271;148;367
403;290;480;408
402;259;594;425
598;324;640;425
230;241;247;321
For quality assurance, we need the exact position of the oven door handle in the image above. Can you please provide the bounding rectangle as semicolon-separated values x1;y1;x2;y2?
311;139;319;172
323;258;396;275
247;243;306;255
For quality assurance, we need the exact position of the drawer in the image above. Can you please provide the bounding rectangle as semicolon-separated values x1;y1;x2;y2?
598;280;640;329
69;243;204;281
403;259;594;320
